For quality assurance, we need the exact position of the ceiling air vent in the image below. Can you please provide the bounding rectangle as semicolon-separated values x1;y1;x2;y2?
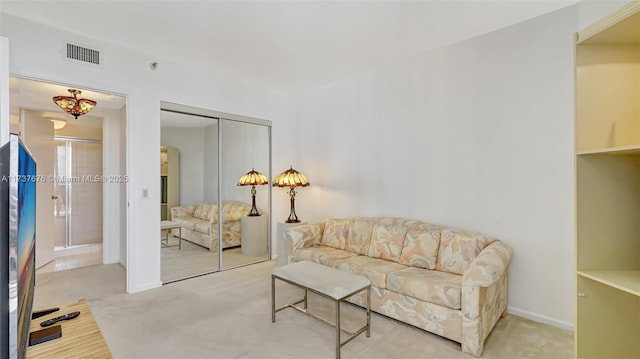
66;43;100;65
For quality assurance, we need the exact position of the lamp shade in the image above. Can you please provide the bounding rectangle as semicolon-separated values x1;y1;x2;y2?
237;169;269;187
273;166;309;223
237;169;268;216
272;166;310;188
53;89;97;119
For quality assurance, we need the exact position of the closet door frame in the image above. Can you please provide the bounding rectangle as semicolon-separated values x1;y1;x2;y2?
160;101;272;273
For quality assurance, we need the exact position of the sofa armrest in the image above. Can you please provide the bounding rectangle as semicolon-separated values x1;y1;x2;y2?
463;241;512;287
461;240;512;357
284;223;325;257
170;205;195;219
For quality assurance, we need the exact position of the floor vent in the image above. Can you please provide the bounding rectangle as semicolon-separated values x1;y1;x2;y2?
66;43;100;65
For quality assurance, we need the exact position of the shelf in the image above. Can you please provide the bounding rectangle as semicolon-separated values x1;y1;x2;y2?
577;270;640;297
577;144;640;156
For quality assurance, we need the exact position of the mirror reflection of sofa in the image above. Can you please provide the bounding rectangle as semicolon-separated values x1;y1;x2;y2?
170;201;253;251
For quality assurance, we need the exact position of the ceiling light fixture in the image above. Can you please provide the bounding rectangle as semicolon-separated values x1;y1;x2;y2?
52;89;97;119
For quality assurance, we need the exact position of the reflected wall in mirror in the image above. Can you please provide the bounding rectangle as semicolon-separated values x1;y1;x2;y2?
160;110;220;282
160;105;272;283
221;119;271;270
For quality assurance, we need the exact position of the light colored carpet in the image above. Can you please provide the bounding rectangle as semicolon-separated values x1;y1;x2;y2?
34;261;574;359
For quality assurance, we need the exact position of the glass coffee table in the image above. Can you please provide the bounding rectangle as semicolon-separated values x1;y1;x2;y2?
271;260;371;359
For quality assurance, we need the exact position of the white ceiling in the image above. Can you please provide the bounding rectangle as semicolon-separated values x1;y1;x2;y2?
1;0;579;93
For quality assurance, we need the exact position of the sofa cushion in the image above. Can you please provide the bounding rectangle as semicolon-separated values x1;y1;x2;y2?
346;219;374;255
320;218;349;250
294;246;357;267
387;267;462;310
436;228;494;275
368;223;407;262
171;205;194;219
399;223;441;270
193;203;210;220
194;219;211;234
222;201;250;220
222;212;244;221
171;217;188;226
178;218;200;231
222;201;249;214
333;255;406;288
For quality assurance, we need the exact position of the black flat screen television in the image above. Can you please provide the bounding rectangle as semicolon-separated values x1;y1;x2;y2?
0;134;37;359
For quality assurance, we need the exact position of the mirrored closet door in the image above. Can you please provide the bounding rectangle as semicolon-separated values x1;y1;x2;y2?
220;119;271;270
160;110;220;282
160;104;271;283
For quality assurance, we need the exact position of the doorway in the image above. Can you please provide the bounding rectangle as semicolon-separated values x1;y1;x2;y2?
9;76;127;274
53;138;104;260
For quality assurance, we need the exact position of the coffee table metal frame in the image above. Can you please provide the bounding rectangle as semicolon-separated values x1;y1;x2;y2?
271;264;371;359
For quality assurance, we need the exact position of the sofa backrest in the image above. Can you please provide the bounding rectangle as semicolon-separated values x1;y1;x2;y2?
321;217;421;258
191;201;252;221
193;203;216;221
397;223;442;270
319;217;497;275
435;228;496;275
221;201;252;221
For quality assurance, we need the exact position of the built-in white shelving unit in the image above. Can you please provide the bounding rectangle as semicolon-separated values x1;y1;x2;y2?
161;146;180;221
575;2;640;357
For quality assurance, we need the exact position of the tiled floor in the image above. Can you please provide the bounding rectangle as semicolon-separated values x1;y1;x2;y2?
38;249;103;273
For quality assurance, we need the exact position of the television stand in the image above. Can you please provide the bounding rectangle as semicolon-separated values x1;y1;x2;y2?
26;299;112;358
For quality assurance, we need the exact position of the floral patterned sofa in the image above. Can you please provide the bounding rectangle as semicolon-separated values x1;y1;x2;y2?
170;201;252;251
284;217;512;357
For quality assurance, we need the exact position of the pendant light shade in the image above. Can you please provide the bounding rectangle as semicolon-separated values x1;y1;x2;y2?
53;89;97;119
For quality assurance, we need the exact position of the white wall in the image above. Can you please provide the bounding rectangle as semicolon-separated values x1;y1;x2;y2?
161;127;206;205
203;123;218;203
0;13;295;293
102;108;124;265
220;120;270;213
295;7;581;328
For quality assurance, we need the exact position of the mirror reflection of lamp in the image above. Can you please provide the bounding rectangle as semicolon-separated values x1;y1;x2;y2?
237;169;269;216
272;166;310;223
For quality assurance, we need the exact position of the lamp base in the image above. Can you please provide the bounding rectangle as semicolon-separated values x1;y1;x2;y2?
248;189;261;216
285;191;301;223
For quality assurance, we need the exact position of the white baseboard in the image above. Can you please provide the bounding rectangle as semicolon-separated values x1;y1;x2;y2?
507;305;574;331
127;280;162;293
